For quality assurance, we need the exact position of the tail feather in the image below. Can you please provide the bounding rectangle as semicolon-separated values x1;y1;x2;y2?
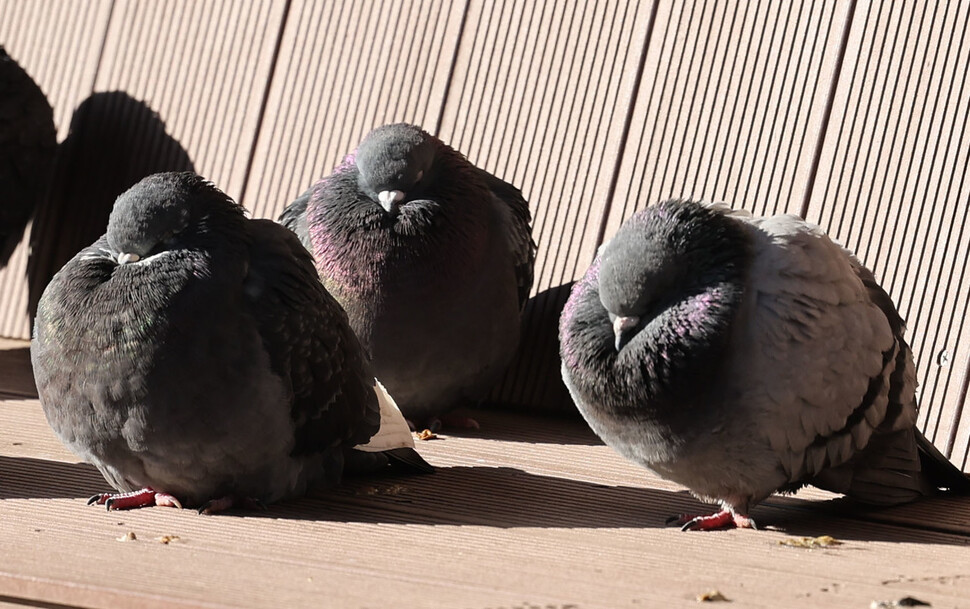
915;430;970;493
353;380;434;475
812;428;969;505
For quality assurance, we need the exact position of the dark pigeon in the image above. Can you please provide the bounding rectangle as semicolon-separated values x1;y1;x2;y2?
0;46;56;267
559;199;970;530
280;123;536;429
32;171;431;512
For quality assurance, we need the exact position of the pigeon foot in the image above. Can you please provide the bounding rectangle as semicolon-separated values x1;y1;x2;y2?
667;509;757;531
87;487;184;511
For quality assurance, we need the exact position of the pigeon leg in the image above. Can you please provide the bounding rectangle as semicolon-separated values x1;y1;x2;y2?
667;509;757;531
87;487;183;511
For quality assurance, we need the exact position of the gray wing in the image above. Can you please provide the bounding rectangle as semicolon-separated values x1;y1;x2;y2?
476;168;536;310
728;213;926;502
243;219;380;461
0;46;56;266
277;186;313;252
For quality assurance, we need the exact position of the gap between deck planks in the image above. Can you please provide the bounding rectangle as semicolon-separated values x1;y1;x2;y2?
1;342;968;609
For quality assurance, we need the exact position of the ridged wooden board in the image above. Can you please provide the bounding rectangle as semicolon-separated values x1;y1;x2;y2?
2;389;970;609
241;0;467;219
804;0;970;470
437;0;658;412
0;0;113;339
12;0;288;340
93;0;288;201
605;0;853;240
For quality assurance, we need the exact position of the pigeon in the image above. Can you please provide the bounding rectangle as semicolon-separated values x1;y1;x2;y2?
31;171;432;512
0;46;57;267
559;199;970;530
279;123;536;429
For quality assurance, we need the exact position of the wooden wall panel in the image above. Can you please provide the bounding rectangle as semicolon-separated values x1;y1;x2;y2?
242;0;466;219
605;0;852;241
805;0;970;468
436;0;657;412
16;0;288;340
0;0;113;339
93;0;287;200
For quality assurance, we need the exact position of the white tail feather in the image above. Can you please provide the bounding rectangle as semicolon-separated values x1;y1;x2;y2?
355;379;415;452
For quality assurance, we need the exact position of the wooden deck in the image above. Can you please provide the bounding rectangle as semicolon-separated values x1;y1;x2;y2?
1;339;968;609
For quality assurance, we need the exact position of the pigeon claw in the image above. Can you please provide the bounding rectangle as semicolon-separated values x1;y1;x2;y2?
88;487;183;511
669;508;757;531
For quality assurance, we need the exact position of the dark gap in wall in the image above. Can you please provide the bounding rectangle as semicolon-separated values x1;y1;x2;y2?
592;0;659;251
237;0;293;208
798;0;857;219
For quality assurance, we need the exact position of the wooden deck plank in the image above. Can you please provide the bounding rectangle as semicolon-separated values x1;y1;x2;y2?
2;348;969;609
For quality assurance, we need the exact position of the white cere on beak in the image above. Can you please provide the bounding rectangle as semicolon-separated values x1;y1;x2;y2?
613;315;641;352
117;252;141;265
377;189;405;213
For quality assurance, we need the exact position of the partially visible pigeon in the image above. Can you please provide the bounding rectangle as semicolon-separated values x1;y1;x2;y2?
0;46;56;266
280;123;536;429
32;171;432;512
559;199;970;530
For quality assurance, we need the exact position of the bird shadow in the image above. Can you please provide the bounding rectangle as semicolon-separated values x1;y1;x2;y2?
490;281;577;418
27;90;195;319
442;408;604;446
240;465;688;529
0;346;36;398
0;454;105;500
4;456;968;544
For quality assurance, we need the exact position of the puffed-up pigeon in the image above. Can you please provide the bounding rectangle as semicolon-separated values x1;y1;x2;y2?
32;171;432;512
279;123;536;429
559;199;970;530
0;46;56;266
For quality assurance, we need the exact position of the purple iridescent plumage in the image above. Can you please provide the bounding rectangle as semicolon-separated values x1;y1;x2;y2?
559;199;970;530
279;123;536;428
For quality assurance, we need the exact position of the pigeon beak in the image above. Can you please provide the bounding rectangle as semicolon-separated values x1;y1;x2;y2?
377;190;405;214
117;252;140;265
613;315;640;352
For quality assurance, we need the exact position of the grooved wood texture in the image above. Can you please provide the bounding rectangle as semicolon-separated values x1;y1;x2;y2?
805;0;970;468
606;0;852;240
2;378;970;609
437;0;656;411
0;0;113;339
92;0;287;202
242;0;466;219
0;1;968;466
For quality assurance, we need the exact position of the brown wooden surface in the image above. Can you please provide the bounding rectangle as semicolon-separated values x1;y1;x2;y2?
0;0;968;460
1;341;969;609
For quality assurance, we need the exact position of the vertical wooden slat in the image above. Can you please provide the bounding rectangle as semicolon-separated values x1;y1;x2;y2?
605;0;852;240
806;0;970;469
436;0;656;412
241;0;466;219
0;0;113;339
19;0;288;331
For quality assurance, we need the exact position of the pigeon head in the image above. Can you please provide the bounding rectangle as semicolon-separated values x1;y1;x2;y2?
106;172;243;264
598;200;750;352
355;123;436;215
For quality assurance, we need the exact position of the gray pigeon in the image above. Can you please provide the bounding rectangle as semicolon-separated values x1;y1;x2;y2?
32;171;431;512
559;199;970;530
279;123;536;429
0;46;56;266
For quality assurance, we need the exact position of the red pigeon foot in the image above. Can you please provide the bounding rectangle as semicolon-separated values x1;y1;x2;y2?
668;509;757;531
88;487;183;511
